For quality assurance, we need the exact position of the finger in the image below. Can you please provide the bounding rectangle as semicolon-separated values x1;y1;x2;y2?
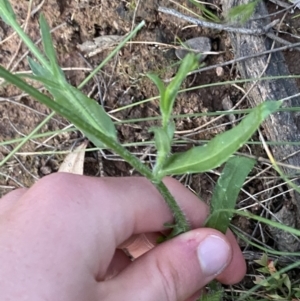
120;232;246;285
11;173;244;282
100;229;233;301
22;173;209;251
3;174;208;281
217;230;246;284
102;249;131;281
0;188;27;215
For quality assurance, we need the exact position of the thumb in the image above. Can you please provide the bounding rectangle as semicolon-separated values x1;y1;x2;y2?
100;229;232;301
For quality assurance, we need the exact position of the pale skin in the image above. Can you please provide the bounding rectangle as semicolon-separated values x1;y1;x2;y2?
0;173;246;301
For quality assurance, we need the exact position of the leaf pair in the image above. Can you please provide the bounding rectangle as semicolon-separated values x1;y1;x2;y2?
147;53;199;127
148;53;199;176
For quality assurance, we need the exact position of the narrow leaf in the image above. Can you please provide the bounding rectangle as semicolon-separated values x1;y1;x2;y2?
163;53;199;122
151;122;175;176
66;86;117;140
147;73;165;102
188;0;221;23
205;156;256;233
28;57;52;78
150;127;171;157
0;65;112;149
0;0;16;24
159;101;282;177
39;14;64;79
19;66;117;142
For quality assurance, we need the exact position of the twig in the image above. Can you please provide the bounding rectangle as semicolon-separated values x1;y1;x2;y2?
158;6;300;52
158;6;271;35
266;31;300;51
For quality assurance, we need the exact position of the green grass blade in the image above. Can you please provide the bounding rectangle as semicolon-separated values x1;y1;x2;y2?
159;101;282;177
205;156;256;234
0;0;50;69
0;112;55;167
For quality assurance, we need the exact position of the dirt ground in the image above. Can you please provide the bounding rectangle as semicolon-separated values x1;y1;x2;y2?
1;0;300;297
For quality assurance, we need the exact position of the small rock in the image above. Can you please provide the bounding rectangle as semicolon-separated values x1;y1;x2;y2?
216;66;224;77
175;37;211;62
40;165;52;176
222;96;236;123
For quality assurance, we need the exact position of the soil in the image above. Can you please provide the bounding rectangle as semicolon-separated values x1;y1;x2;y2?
1;0;300;297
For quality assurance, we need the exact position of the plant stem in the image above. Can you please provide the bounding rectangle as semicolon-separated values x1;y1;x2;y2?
89;130;190;232
154;180;190;232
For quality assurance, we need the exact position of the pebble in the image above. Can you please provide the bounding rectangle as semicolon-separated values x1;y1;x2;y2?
216;66;224;77
175;37;211;62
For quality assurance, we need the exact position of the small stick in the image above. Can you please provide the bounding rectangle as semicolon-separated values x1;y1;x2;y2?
158;6;300;50
158;6;268;35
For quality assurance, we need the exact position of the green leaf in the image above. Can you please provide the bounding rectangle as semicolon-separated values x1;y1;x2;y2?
197;281;223;301
204;156;256;233
159;101;282;177
28;57;52;78
226;0;259;25
147;73;165;102
150;127;171;156
254;253;269;267
51;85;117;141
162;53;199;124
20;68;117;141
39;14;64;79
0;0;16;24
0;65;113;149
151;121;175;176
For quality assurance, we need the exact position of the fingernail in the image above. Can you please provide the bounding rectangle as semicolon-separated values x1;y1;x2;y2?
197;235;231;276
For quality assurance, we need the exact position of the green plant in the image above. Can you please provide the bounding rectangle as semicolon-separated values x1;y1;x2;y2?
252;253;300;300
226;0;259;24
0;0;281;271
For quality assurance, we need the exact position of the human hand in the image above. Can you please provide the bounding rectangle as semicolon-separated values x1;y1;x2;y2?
0;173;246;300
